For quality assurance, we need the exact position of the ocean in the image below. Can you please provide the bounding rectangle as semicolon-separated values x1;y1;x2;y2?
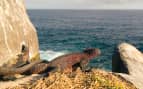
27;10;143;71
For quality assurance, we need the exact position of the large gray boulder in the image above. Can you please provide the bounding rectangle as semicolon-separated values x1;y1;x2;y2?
112;43;143;89
0;0;39;67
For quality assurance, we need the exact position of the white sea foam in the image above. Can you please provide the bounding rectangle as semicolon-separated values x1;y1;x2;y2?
40;50;69;61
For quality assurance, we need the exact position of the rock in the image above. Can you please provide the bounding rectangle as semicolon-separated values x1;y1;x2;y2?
112;46;129;74
0;0;39;67
112;43;143;89
12;69;136;89
0;74;45;89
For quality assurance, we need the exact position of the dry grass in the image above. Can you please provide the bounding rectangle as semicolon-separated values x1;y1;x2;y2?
9;68;136;89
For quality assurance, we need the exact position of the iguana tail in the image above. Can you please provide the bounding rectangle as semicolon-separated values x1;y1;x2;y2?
0;60;43;76
23;61;56;75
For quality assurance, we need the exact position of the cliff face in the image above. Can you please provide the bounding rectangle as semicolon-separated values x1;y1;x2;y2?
0;0;39;66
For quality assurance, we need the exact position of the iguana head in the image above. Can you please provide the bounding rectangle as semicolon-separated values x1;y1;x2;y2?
83;48;101;60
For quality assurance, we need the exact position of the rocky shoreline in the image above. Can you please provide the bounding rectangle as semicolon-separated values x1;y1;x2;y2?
1;42;141;89
1;42;142;89
0;0;143;89
7;69;137;89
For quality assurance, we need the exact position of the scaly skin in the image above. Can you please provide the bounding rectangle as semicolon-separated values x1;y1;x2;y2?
24;48;101;74
0;60;43;76
22;61;50;75
0;48;101;77
48;48;101;73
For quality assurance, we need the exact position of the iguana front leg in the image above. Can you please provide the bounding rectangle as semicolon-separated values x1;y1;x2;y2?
80;59;91;72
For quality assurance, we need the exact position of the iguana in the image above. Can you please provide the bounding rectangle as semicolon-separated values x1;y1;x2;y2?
0;48;101;78
23;48;101;74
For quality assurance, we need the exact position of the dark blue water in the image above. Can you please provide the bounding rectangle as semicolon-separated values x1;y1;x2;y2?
27;10;143;70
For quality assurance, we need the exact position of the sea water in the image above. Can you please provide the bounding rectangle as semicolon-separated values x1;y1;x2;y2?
28;10;143;70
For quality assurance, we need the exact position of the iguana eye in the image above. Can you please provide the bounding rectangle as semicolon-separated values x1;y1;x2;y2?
83;48;95;55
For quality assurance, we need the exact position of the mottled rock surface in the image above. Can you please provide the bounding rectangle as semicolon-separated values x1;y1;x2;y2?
0;0;39;66
9;69;136;89
112;43;143;89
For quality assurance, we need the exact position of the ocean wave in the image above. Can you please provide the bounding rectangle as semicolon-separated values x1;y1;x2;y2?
40;50;69;61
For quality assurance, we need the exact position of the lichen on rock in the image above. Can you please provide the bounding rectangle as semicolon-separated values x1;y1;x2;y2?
11;69;136;89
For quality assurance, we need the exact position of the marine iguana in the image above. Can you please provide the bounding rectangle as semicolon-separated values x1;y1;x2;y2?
0;48;101;78
24;48;101;74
